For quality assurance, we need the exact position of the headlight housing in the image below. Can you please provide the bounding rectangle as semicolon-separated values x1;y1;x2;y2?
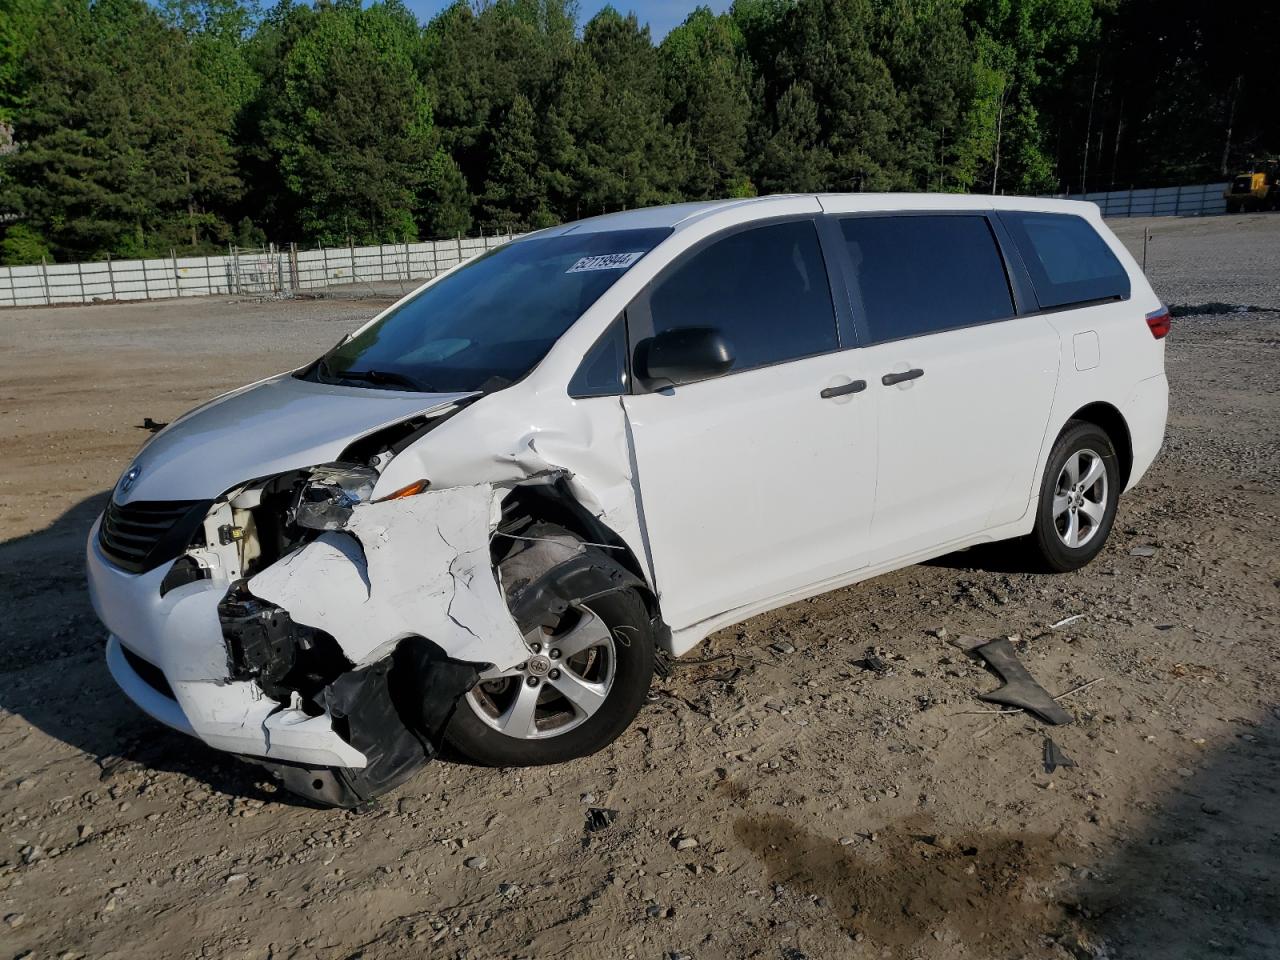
289;464;378;531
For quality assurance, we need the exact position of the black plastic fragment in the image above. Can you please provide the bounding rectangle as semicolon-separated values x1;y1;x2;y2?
585;807;619;833
1043;737;1077;773
855;650;890;674
248;636;480;808
219;587;351;701
972;637;1073;725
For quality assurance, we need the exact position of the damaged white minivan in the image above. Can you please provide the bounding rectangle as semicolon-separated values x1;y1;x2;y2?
87;194;1168;806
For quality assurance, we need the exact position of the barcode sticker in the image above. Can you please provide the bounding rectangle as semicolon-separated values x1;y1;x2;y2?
565;252;645;273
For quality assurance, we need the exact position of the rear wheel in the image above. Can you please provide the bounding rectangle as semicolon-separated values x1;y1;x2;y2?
1028;421;1120;572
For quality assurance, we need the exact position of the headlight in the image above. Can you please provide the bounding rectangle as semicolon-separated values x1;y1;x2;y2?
290;464;378;531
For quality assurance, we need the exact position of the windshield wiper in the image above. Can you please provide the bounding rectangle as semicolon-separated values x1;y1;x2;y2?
333;368;433;392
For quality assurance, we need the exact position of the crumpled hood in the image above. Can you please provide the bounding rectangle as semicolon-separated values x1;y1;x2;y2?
115;373;473;504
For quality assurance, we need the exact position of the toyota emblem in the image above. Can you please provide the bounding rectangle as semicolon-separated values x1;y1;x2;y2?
118;463;142;495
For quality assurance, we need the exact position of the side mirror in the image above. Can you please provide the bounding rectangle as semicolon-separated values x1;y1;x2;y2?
635;327;734;388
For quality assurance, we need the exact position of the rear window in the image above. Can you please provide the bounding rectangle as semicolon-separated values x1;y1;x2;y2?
838;215;1015;344
1000;212;1130;310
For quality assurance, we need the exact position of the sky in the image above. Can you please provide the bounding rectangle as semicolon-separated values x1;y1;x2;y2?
401;0;732;40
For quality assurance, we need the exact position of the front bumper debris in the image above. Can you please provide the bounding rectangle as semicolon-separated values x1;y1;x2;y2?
245;636;479;808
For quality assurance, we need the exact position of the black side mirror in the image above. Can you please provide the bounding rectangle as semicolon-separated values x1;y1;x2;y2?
635;327;734;388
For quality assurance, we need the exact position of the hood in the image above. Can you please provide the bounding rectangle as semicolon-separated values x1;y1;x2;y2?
115;373;474;504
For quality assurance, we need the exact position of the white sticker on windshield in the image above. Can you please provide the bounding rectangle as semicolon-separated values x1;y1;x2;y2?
565;252;645;273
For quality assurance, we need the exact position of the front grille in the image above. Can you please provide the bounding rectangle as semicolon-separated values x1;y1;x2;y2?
1231;178;1253;194
120;644;176;700
98;498;210;573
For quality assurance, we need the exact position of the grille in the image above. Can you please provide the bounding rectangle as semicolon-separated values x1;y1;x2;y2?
98;498;210;574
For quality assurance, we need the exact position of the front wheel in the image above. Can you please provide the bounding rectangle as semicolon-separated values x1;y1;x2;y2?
1028;421;1120;572
444;531;654;767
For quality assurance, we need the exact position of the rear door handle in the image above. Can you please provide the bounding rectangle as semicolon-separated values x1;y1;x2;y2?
881;368;924;386
820;379;867;399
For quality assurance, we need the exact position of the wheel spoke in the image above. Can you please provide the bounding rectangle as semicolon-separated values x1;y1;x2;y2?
497;679;541;738
1063;509;1080;548
547;669;607;717
1078;456;1105;493
1052;494;1071;519
1079;498;1106;526
1063;453;1081;485
554;608;612;659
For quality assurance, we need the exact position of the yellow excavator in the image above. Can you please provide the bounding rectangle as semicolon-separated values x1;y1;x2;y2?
1224;159;1279;212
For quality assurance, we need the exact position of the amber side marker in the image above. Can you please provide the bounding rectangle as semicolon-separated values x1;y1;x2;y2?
374;479;431;502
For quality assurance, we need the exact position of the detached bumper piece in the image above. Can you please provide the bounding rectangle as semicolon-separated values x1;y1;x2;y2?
220;588;480;808
250;637;479;808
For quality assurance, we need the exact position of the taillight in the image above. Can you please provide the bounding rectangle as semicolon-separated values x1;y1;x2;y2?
1145;307;1171;339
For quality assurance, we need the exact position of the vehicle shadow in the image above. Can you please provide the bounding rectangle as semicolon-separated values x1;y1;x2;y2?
1073;708;1280;958
0;493;310;806
923;540;1044;575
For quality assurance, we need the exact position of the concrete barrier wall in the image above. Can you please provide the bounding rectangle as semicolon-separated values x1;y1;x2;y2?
0;233;522;308
1048;182;1229;218
0;181;1235;308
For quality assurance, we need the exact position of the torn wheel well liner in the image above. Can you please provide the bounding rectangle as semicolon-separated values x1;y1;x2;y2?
497;480;671;647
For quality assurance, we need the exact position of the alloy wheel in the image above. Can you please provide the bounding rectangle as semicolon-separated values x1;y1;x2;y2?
1052;447;1109;549
465;606;616;740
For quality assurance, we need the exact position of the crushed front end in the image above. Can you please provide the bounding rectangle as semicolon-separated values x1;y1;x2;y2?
86;390;525;807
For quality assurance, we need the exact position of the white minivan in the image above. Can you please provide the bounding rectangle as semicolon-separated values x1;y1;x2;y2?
87;194;1168;805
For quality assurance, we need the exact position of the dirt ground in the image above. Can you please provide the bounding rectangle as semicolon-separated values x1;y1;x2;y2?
1;213;1277;960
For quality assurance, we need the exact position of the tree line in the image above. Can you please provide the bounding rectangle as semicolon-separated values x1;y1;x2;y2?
0;0;1275;265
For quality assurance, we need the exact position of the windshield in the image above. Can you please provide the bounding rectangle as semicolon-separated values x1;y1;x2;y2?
302;227;671;394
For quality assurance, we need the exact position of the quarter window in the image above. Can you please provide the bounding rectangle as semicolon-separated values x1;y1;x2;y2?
1000;212;1130;309
644;220;839;374
569;316;628;398
838;215;1015;344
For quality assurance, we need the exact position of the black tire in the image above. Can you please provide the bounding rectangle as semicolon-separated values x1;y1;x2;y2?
1028;420;1120;573
444;538;654;767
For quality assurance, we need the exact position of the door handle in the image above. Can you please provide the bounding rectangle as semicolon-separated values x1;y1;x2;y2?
881;368;924;386
820;379;867;399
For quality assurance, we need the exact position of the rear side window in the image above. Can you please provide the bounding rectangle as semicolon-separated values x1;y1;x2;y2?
645;220;838;373
838;215;1015;344
1000;212;1130;309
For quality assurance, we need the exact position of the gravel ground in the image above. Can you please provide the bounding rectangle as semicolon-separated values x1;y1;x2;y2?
0;213;1277;960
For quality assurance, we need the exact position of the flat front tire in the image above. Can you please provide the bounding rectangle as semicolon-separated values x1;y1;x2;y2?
1029;421;1121;572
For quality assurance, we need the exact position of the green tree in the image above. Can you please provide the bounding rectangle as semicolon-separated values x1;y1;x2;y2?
960;0;1097;193
160;0;261;117
253;0;433;243
481;94;550;232
423;0;578;228
558;8;681;216
422;149;473;237
660;7;754;198
0;224;52;265
746;0;902;192
1;0;239;258
0;0;47;119
872;0;976;191
755;81;829;193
